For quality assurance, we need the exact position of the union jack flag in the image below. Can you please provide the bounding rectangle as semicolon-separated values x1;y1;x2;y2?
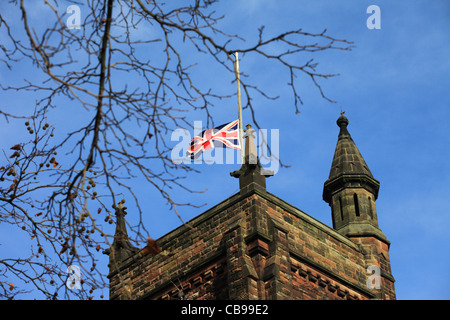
187;119;241;159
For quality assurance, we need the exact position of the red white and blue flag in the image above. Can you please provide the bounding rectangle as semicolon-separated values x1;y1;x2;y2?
187;119;241;159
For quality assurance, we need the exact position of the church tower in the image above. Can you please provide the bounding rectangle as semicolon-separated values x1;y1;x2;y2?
323;113;395;299
107;116;395;300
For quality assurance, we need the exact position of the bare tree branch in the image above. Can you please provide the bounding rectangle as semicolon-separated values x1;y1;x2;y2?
0;0;352;299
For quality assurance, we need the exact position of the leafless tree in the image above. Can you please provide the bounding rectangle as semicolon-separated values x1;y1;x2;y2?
0;0;352;299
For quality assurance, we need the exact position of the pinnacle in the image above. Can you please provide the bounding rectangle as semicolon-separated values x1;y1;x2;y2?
230;124;273;193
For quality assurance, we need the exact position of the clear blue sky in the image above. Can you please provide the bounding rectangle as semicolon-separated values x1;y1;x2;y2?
1;0;449;300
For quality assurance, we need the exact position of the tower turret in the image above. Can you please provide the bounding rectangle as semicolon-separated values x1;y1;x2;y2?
323;113;395;299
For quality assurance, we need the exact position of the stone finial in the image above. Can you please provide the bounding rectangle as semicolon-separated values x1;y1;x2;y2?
107;200;138;266
230;124;273;193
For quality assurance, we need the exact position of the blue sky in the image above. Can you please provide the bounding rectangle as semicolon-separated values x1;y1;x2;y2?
1;0;449;300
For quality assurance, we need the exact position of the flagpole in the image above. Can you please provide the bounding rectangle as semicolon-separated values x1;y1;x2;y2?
234;52;244;165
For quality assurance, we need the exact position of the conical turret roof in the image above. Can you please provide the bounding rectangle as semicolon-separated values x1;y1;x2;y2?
327;114;374;181
323;114;380;203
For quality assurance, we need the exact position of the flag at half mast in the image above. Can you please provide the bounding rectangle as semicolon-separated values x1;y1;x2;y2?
186;53;244;161
186;119;241;159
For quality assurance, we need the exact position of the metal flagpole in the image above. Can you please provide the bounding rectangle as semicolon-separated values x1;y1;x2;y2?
234;52;244;165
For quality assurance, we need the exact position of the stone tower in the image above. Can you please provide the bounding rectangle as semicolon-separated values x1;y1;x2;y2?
322;113;395;299
323;113;383;239
107;116;395;300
